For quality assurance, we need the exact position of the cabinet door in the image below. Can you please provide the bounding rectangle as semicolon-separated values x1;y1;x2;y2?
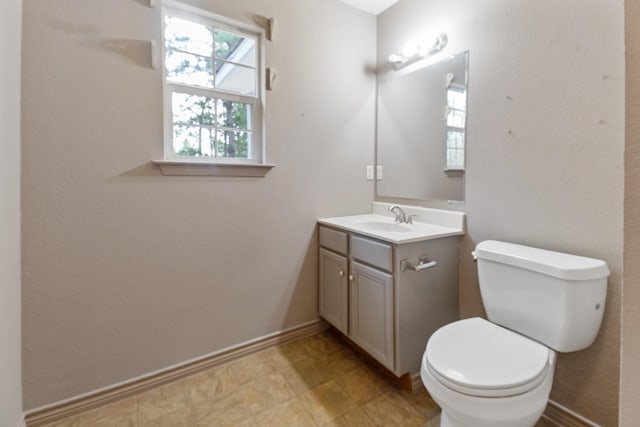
349;260;394;371
319;248;348;335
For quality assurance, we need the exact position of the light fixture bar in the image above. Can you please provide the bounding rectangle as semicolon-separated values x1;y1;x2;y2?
388;32;448;70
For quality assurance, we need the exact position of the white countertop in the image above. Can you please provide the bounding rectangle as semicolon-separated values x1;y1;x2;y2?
318;204;465;244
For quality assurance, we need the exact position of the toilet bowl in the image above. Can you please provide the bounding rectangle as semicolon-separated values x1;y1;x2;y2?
421;317;556;427
421;240;609;427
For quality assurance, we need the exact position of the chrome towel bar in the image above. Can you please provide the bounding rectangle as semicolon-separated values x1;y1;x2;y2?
400;256;437;272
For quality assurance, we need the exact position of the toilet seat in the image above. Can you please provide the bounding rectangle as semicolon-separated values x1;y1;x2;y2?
425;317;552;398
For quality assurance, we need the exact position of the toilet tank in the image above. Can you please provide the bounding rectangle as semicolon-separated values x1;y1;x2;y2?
474;240;610;353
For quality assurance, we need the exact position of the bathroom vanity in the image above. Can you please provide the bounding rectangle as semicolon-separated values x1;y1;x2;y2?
317;203;465;385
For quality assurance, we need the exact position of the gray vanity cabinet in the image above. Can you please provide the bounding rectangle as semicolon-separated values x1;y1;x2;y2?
349;259;394;370
318;224;460;382
318;227;349;335
319;248;348;335
319;226;395;370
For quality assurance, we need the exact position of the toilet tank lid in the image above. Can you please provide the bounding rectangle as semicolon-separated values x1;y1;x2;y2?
475;240;610;280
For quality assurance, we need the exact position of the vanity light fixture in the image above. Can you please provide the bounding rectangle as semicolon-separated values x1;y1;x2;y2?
388;32;448;70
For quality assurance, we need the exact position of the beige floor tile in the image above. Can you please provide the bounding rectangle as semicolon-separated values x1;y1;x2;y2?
196;414;256;427
242;371;296;415
264;339;311;370
137;380;190;425
75;397;137;427
298;380;357;425
424;414;441;427
318;350;362;380
261;349;291;371
234;418;258;427
280;357;327;395
309;344;354;367
44;331;446;427
301;332;344;357
42;419;79;427
192;388;252;427
261;347;298;372
397;388;441;420
324;407;376;427
361;391;425;427
318;331;346;348
187;364;238;405
335;365;392;405
254;398;317;427
142;407;192;426
228;352;276;385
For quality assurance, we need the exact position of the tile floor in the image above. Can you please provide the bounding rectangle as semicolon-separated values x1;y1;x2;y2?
43;331;439;427
43;330;555;427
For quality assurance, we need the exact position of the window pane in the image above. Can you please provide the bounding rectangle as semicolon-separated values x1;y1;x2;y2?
447;130;465;149
447;109;466;128
173;125;218;157
454;149;464;167
172;93;215;125
216;130;251;159
216;99;251;130
447;149;454;166
165;16;213;56
215;29;256;67
446;148;464;168
215;63;256;96
166;50;213;88
448;89;466;110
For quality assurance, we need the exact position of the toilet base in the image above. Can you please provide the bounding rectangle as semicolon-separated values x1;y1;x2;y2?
438;409;538;427
440;411;454;427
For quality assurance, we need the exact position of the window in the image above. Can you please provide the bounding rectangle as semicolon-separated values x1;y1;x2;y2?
156;2;271;176
445;84;467;171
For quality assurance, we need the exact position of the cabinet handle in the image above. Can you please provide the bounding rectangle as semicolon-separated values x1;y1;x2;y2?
339;270;345;277
400;256;437;272
349;275;354;281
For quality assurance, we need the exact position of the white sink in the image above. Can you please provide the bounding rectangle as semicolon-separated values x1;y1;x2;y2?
318;204;465;244
355;220;413;233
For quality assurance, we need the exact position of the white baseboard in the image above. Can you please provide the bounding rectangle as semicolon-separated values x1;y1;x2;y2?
542;400;600;427
24;319;327;427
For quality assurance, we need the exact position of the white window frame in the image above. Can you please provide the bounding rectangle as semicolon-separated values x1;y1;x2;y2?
445;84;466;173
154;0;273;176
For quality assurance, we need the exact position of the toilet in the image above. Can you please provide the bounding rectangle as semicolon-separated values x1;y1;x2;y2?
421;240;610;427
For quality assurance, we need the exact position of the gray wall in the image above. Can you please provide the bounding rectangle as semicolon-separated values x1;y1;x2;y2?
0;0;23;424
377;1;624;425
22;0;376;409
622;0;640;424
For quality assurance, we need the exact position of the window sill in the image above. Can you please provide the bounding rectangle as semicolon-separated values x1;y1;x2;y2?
443;168;465;178
152;160;275;177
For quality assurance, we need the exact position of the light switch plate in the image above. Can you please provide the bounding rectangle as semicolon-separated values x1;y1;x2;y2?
366;165;374;181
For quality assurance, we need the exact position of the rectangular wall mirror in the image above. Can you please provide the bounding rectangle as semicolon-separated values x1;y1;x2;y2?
377;51;469;202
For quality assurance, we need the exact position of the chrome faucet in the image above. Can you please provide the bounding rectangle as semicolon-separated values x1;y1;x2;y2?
388;205;407;223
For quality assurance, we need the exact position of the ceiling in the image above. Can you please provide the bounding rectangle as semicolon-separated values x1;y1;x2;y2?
337;0;400;15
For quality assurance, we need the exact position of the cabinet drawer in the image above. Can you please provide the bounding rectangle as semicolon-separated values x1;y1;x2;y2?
350;235;393;272
319;226;348;255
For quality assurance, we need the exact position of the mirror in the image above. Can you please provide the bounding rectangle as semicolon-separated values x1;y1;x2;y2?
376;51;469;202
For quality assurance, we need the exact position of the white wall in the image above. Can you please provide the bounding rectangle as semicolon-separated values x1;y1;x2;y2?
21;0;376;409
378;1;624;425
622;0;640;424
0;0;23;424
